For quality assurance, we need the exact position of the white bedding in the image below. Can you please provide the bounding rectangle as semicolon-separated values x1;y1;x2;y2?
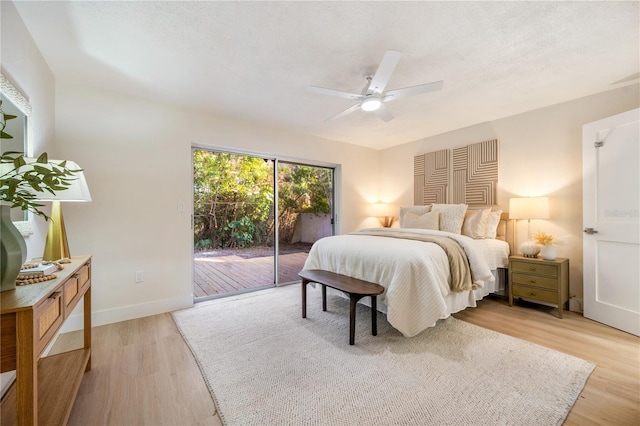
302;228;510;337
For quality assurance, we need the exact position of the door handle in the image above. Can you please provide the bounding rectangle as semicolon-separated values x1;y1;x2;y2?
583;227;598;235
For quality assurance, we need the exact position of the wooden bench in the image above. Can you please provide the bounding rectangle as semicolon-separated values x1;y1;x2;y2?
298;269;385;345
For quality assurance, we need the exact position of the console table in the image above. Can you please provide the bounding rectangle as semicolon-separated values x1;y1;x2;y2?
0;255;92;426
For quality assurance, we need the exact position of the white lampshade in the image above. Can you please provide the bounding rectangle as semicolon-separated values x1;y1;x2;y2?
509;197;549;220
22;158;92;202
370;202;390;217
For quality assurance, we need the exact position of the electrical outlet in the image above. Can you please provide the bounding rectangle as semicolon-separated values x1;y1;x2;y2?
135;270;144;283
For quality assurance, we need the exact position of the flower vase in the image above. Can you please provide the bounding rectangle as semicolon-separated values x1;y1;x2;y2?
540;245;557;261
0;205;27;291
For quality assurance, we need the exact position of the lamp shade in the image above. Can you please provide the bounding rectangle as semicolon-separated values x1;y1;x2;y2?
370;202;390;217
509;197;549;220
23;159;92;202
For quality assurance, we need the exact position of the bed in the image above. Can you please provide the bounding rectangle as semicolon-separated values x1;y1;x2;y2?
302;205;514;337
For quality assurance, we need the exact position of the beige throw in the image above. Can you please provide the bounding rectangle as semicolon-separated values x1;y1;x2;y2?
353;230;474;292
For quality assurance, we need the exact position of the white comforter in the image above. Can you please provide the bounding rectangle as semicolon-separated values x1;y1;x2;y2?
303;228;501;337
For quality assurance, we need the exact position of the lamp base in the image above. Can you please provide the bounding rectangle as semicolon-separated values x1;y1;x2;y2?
519;240;540;258
378;216;394;228
43;200;71;261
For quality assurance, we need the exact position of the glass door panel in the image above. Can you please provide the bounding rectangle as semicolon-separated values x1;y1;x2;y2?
193;149;275;299
276;161;334;284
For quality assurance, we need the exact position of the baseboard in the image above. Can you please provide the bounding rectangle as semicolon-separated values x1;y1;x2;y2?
59;294;194;333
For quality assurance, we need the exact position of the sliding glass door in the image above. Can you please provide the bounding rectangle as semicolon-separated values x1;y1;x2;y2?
192;148;334;300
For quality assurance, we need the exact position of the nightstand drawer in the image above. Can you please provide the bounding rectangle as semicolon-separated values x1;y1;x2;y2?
512;285;558;304
511;260;558;277
511;273;558;290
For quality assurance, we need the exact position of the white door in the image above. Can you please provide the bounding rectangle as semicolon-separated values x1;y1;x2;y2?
583;108;639;336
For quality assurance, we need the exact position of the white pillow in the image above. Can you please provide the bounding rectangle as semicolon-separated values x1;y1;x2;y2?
399;205;431;227
461;208;491;239
485;210;503;239
431;204;468;234
402;211;440;230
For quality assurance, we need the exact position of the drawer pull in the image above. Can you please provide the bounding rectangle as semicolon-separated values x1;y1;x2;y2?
529;267;537;271
529;279;537;284
529;291;536;296
48;291;62;299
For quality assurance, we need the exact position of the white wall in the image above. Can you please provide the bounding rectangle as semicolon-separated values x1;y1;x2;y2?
54;82;381;327
380;83;640;309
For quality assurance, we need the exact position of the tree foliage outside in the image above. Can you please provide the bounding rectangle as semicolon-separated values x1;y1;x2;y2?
193;150;332;251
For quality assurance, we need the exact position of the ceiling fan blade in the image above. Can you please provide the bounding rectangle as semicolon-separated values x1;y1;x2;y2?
307;86;363;101
325;104;361;122
368;50;402;94
383;80;444;102
374;103;394;122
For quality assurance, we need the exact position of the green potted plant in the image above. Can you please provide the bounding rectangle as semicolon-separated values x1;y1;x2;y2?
1;102;79;291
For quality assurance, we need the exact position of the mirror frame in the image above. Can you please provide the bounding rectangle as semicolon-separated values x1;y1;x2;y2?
1;73;33;236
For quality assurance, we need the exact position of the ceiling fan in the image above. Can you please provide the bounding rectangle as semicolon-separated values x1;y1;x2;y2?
308;50;443;122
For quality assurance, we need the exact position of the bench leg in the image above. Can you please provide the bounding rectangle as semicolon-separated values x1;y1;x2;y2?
348;294;367;345
301;280;307;318
349;295;357;345
322;284;327;311
371;295;377;336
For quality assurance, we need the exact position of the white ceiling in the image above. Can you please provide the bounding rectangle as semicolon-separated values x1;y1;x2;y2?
12;1;640;150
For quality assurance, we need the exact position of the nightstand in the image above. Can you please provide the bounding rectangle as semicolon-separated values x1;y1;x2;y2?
508;255;569;318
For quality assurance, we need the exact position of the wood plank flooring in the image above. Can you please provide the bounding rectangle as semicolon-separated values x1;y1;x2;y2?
50;294;639;425
194;252;308;297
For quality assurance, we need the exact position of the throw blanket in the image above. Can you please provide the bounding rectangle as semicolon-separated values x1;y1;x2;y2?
354;230;474;292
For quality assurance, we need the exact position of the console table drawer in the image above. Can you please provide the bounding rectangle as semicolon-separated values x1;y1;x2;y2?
34;290;64;356
510;261;558;277
64;276;81;318
511;273;558;290
78;264;90;291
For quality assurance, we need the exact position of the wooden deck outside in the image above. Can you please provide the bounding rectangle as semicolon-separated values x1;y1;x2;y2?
194;252;308;298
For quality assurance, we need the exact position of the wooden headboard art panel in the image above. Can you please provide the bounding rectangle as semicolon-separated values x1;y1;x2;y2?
452;139;498;205
414;149;449;205
414;139;498;206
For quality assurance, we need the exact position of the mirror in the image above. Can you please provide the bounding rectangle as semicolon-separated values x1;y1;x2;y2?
1;73;33;236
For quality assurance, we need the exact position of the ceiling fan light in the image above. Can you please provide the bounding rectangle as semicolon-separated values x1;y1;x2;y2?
361;97;382;112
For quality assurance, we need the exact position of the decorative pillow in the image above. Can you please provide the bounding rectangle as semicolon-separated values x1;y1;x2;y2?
485;210;503;239
461;208;491;239
431;204;468;234
399;205;431;227
402;211;439;230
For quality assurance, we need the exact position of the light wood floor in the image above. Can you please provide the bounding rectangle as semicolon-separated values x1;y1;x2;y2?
51;294;639;426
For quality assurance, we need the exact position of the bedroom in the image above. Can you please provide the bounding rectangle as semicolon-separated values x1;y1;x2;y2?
1;1;638;425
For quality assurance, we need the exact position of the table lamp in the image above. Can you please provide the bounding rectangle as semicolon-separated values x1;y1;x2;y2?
509;196;549;257
371;202;394;227
30;159;92;261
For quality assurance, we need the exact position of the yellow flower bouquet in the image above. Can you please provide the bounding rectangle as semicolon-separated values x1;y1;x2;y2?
533;231;555;246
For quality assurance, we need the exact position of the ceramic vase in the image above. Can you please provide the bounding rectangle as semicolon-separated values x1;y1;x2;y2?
0;205;27;291
540;245;557;261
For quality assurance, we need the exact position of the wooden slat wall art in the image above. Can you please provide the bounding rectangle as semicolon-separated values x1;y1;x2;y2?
414;140;498;206
414;149;449;205
452;139;498;205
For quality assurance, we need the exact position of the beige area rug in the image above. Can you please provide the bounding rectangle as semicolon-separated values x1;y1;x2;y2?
173;285;594;426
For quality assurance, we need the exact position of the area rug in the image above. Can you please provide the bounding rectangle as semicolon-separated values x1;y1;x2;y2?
172;285;594;426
